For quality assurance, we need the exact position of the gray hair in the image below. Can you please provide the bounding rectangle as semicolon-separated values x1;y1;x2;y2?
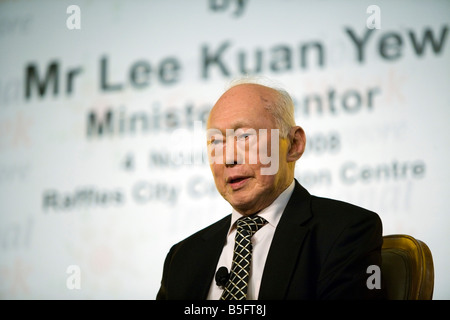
226;76;296;138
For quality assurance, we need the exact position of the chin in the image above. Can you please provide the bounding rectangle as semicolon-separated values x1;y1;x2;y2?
228;196;258;213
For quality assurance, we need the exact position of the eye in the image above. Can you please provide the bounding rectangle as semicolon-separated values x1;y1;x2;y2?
210;139;224;146
237;133;248;140
236;133;254;142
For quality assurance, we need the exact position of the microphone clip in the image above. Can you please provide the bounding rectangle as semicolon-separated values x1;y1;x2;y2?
215;266;229;289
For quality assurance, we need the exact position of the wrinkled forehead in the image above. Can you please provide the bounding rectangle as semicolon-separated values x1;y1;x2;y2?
207;84;278;130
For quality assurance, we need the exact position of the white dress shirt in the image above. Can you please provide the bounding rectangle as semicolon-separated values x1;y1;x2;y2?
206;180;295;300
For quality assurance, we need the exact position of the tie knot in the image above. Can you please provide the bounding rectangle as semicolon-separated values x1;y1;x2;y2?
236;215;267;236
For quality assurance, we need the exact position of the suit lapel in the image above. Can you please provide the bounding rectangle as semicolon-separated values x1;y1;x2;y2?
192;215;230;299
258;181;312;299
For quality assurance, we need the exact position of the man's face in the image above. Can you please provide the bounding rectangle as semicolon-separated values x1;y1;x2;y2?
207;84;292;215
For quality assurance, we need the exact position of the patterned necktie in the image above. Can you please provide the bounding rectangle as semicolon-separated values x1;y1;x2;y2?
221;215;268;300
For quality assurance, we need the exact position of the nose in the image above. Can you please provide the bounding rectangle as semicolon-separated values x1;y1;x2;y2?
225;137;237;166
225;136;244;166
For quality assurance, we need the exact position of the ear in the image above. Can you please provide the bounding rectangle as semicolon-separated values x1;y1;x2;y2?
286;126;306;162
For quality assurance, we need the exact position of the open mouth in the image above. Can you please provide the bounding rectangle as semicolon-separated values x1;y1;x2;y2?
227;176;250;190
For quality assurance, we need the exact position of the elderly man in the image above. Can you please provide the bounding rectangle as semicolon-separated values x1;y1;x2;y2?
156;79;384;300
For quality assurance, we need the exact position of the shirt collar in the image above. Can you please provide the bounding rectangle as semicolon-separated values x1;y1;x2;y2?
229;180;295;234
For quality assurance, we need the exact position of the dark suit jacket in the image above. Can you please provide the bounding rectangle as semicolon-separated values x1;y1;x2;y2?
156;180;384;300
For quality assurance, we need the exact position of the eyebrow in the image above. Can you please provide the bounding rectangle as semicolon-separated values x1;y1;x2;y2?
208;121;252;134
229;120;252;130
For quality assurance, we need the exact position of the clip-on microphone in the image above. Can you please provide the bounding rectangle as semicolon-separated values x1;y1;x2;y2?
215;266;229;288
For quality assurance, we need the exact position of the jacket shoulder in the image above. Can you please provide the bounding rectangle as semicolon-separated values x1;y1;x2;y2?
171;214;231;249
310;195;381;225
